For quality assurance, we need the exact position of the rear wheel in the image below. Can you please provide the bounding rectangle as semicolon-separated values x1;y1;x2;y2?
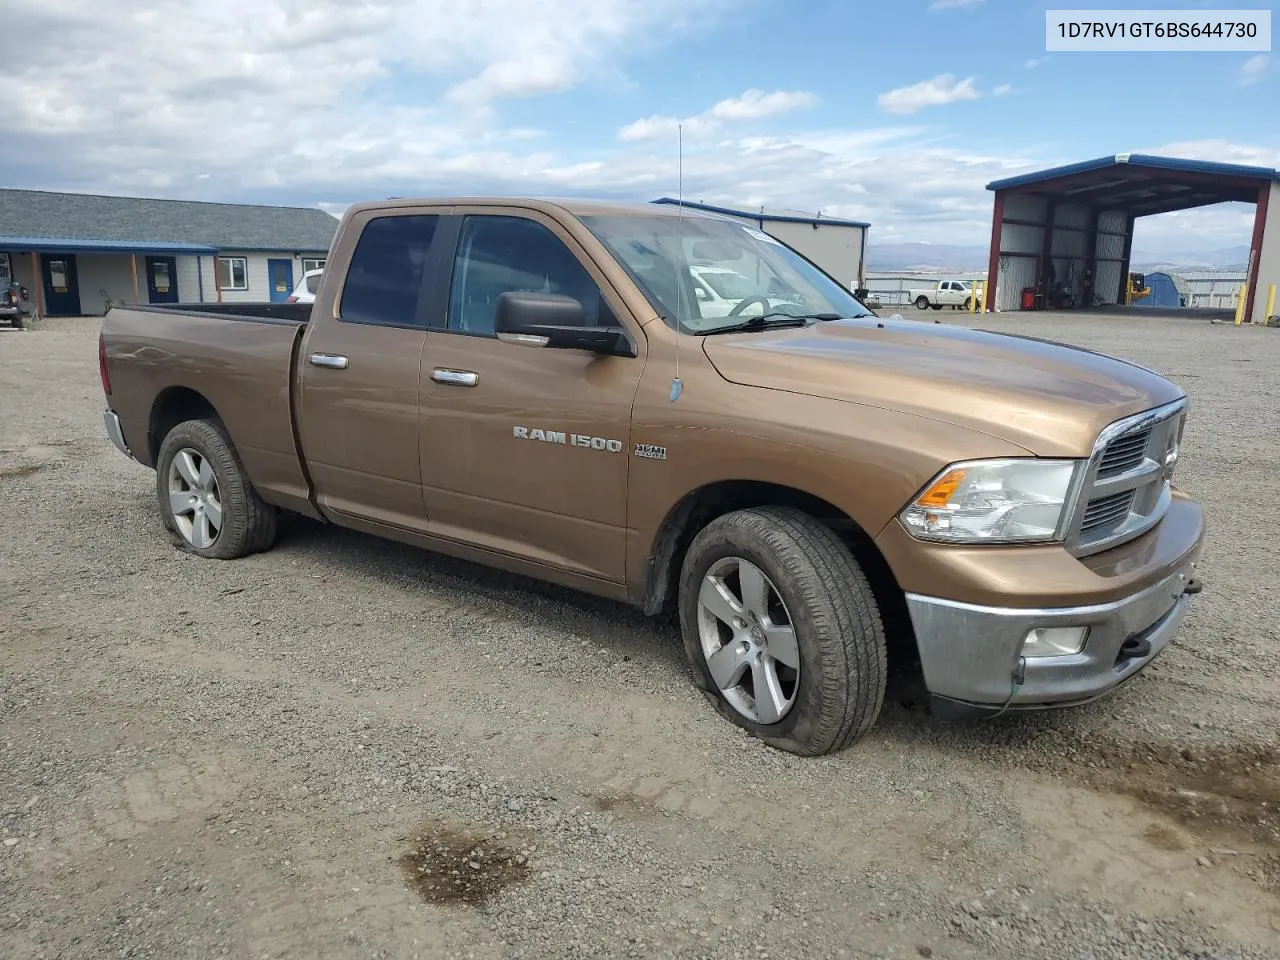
155;418;277;559
678;507;887;756
914;296;930;310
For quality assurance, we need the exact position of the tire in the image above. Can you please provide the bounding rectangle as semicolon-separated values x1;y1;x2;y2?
963;298;974;311
678;507;887;756
931;304;943;311
155;418;278;560
914;296;930;310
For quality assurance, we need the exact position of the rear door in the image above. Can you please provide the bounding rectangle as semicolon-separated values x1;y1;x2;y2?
417;208;645;583
296;208;449;532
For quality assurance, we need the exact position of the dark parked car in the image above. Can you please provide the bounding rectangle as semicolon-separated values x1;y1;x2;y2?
1;281;34;329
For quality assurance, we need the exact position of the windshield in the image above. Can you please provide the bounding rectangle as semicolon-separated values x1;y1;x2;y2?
581;214;874;333
696;269;755;301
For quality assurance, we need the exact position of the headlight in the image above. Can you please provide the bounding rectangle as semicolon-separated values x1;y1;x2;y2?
899;459;1082;544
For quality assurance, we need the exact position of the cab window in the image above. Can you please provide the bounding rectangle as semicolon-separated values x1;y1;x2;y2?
448;215;616;336
339;214;439;327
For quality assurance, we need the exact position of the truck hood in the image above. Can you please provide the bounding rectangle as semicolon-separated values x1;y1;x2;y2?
700;318;1185;456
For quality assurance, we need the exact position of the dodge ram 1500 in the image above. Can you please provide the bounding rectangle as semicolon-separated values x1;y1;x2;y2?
100;197;1204;755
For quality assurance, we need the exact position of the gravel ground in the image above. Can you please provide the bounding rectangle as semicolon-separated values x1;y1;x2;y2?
2;311;1278;960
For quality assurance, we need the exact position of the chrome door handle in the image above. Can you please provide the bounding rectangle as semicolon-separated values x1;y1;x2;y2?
309;353;349;369
431;368;478;387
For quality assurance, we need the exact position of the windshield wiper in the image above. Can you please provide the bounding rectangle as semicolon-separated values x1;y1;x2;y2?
701;314;812;336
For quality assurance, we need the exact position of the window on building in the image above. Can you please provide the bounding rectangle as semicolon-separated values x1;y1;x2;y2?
217;257;249;291
339;215;438;327
49;260;70;293
302;258;326;273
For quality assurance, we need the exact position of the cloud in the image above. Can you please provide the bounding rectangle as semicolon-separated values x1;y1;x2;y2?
618;114;717;142
878;74;980;114
929;0;984;9
1237;54;1271;86
446;57;577;104
0;1;1269;259
707;89;818;121
992;83;1014;97
1024;57;1049;69
618;88;817;141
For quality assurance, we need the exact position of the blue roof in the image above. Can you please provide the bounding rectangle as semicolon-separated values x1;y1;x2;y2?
651;197;870;228
987;154;1280;192
0;235;218;255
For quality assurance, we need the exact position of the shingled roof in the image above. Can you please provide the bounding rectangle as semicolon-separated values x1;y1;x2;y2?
0;188;338;252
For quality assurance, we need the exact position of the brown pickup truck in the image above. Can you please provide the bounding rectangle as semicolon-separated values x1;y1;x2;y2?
100;197;1204;755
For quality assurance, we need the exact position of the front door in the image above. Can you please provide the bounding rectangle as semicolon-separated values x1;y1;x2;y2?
145;256;179;303
418;210;644;584
267;258;294;303
40;255;80;316
297;210;446;532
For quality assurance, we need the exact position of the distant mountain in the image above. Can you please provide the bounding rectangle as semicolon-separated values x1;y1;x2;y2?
1132;245;1249;271
869;240;1250;273
867;242;989;272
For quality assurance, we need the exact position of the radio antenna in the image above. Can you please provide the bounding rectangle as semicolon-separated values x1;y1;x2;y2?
670;122;685;404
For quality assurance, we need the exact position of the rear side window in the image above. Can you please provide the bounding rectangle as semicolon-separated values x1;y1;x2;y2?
448;215;615;336
339;215;438;327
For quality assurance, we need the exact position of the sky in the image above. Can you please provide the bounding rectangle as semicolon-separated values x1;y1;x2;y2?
2;0;1276;260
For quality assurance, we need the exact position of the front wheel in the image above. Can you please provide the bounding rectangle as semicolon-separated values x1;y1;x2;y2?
155;418;278;559
678;507;887;756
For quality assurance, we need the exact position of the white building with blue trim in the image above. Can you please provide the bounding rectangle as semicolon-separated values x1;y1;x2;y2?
0;189;338;316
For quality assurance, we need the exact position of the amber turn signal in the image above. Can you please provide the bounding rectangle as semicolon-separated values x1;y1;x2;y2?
915;468;967;508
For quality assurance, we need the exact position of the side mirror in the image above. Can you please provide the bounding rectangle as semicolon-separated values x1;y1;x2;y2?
495;291;634;357
694;287;710;301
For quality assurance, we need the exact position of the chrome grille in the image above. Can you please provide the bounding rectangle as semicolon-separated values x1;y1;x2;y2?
1067;398;1187;557
1080;490;1136;531
1097;428;1151;477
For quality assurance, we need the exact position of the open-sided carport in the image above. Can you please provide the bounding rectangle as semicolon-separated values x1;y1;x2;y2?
984;154;1280;322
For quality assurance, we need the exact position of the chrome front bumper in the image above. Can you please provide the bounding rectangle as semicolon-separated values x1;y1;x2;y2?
906;551;1201;710
104;408;131;458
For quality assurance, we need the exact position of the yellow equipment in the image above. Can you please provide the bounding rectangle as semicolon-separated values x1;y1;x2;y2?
1126;272;1151;304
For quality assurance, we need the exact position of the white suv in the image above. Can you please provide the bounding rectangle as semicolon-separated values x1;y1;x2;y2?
287;269;324;304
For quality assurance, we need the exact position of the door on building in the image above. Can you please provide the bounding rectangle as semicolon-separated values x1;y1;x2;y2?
40;254;81;316
145;256;179;303
267;259;294;303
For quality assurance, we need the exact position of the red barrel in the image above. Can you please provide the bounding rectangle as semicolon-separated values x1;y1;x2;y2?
1021;287;1036;310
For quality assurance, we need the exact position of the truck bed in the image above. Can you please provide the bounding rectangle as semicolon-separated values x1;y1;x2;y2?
101;303;315;518
122;302;314;324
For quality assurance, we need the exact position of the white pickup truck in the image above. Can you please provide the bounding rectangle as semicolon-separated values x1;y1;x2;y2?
909;280;981;311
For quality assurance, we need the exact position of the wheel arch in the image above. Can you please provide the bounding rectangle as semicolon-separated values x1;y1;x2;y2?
640;479;915;668
148;386;220;467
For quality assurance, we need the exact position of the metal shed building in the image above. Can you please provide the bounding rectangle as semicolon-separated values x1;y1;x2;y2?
1132;271;1188;308
651;198;870;293
984;154;1280;322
